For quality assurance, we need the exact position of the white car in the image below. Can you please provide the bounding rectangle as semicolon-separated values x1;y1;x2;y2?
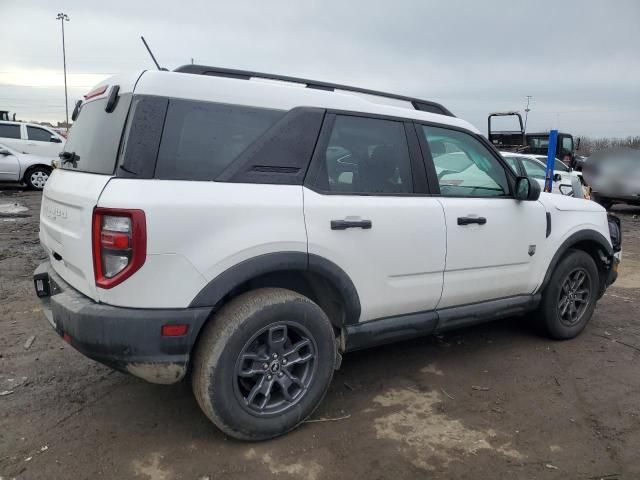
33;66;621;440
501;151;584;196
0;143;54;190
0;120;66;157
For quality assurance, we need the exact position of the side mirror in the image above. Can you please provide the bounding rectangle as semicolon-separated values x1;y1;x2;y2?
515;176;541;201
0;149;11;156
50;135;62;143
553;173;562;182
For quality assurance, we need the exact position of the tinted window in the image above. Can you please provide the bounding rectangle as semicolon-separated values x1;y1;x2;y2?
318;115;413;194
422;126;509;197
0;123;21;139
520;158;547;178
27;126;53;142
62;94;132;174
155;100;284;180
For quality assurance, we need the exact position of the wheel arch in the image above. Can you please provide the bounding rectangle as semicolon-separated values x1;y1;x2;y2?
188;252;361;329
22;163;52;183
538;229;613;296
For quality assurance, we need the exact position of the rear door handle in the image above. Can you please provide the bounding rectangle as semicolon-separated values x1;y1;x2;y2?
457;216;487;226
331;219;372;230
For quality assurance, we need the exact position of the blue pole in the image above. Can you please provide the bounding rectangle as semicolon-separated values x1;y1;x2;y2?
544;129;558;192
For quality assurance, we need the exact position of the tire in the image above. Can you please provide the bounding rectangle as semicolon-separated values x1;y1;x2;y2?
538;249;599;339
24;166;51;190
192;288;336;440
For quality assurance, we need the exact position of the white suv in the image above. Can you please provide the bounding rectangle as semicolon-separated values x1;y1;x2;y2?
0;120;66;157
33;66;621;440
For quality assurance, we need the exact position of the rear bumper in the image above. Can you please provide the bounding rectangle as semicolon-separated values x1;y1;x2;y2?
33;262;212;384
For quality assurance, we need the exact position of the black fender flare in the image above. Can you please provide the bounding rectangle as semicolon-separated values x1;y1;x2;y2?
537;229;613;294
188;252;361;325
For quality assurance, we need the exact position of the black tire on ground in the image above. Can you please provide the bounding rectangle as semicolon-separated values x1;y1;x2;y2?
538;249;600;340
24;166;52;190
192;288;337;441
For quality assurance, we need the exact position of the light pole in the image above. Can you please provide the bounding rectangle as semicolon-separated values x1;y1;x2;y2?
56;13;70;131
523;95;532;134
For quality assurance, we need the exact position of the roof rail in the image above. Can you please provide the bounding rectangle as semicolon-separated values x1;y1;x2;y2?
173;64;455;117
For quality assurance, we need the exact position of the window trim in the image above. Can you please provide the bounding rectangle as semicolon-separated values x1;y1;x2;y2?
414;121;518;199
304;111;431;197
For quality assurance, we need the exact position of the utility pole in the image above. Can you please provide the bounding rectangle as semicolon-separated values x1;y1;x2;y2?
523;95;532;134
56;13;70;131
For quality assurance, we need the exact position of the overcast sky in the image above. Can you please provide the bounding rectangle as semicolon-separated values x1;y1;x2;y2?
2;0;639;137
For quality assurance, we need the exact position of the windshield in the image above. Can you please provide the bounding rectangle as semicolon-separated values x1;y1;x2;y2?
61;94;132;174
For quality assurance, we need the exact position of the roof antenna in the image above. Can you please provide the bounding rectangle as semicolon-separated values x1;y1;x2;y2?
140;36;167;71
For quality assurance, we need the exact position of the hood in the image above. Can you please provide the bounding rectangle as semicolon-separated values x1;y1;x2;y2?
538;192;606;213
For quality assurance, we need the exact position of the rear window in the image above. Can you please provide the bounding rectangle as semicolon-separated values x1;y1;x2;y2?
155;99;284;180
61;94;132;174
0;123;21;139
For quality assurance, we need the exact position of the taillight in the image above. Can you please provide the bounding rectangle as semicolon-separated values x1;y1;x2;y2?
92;208;146;289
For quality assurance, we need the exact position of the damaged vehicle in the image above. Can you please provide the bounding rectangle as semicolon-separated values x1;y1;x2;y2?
34;66;621;440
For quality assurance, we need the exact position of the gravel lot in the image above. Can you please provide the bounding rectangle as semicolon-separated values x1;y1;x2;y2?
1;183;639;480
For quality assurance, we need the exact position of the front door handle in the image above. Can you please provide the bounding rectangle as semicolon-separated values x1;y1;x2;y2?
457;216;487;226
331;219;372;230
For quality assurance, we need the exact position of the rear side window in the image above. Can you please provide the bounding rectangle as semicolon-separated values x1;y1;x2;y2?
316;115;413;194
61;93;132;174
0;123;20;139
155;100;284;180
27;126;52;142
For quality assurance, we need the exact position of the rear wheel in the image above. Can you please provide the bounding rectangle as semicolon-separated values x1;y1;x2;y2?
538;249;599;339
192;288;336;440
24;166;51;190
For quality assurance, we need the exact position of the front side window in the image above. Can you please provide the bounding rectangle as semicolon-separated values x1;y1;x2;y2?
502;156;520;174
155;100;284;180
561;136;573;152
27;126;52;142
422;126;509;197
0;123;21;139
554;159;569;172
520;158;547;179
317;115;413;194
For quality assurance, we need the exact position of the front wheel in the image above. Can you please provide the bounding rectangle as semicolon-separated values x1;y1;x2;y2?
24;166;51;190
538;249;599;339
192;288;336;440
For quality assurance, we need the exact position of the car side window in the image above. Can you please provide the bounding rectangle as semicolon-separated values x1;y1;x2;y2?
520;158;546;179
421;126;509;197
155;99;284;180
318;115;413;194
503;156;520;174
27;126;53;142
0;124;21;139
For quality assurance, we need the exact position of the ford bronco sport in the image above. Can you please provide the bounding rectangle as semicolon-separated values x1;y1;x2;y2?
34;65;621;440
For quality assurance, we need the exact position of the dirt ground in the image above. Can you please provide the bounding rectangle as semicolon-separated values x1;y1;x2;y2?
1;183;639;480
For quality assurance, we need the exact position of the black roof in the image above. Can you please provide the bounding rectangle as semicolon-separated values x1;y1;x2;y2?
174;64;455;118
